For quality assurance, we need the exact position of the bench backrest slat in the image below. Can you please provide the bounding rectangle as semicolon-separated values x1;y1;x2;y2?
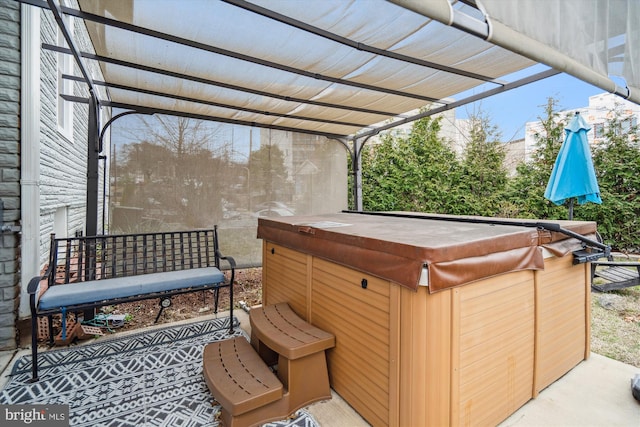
75;239;82;283
178;233;182;268
99;236;107;279
188;232;194;269
196;231;202;268
108;236;115;278
162;234;167;272
64;239;73;284
169;234;174;271
214;227;221;269
151;234;158;273
132;236;138;275
205;230;211;269
46;228;221;285
122;236;128;276
142;234;149;274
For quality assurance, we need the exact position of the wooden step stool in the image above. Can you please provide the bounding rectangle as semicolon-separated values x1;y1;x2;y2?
203;303;335;426
203;337;283;426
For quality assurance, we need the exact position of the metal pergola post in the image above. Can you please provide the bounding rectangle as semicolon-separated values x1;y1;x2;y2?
47;0;102;236
85;92;100;236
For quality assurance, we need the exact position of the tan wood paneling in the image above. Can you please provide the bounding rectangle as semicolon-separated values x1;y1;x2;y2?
311;258;392;427
263;242;308;317
583;264;591;360
388;284;400;427
261;240;589;427
399;285;452;427
455;271;535;427
535;255;588;392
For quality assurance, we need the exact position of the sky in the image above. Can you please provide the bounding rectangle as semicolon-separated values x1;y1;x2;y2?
455;71;604;142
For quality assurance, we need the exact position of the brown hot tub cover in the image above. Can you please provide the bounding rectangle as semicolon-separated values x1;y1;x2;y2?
257;212;597;292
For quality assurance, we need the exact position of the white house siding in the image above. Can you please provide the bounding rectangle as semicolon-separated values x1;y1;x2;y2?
0;0;21;349
12;1;109;327
36;5;108;256
38;9;89;247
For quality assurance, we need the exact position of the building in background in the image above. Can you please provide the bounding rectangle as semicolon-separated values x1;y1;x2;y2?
503;138;526;176
369;109;472;155
256;129;348;217
524;93;640;161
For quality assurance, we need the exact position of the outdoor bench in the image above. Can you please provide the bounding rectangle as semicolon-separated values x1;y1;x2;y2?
203;302;334;427
27;226;235;382
591;260;640;292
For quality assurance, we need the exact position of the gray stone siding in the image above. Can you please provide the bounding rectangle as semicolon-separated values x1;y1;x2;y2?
0;0;110;350
0;0;21;349
39;10;88;248
38;3;108;268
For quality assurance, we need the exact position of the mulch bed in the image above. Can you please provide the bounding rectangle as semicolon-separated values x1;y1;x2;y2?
106;267;263;331
40;268;263;341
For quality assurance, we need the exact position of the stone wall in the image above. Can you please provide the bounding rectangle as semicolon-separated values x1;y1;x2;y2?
38;8;90;255
0;0;21;349
37;2;108;265
0;0;109;348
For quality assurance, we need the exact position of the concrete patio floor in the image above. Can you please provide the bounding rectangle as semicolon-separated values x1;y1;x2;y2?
1;309;638;426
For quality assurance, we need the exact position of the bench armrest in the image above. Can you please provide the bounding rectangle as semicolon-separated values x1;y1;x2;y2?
216;251;236;334
216;251;236;270
27;275;47;319
216;251;236;283
27;275;45;294
28;259;56;294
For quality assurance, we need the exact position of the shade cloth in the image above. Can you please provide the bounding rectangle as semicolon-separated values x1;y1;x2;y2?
38;0;639;140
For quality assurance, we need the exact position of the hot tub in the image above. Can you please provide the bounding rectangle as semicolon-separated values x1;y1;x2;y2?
257;212;597;426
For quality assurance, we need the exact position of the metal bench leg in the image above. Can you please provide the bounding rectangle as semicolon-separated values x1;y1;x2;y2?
228;282;234;334
213;287;220;313
30;314;39;382
47;314;54;346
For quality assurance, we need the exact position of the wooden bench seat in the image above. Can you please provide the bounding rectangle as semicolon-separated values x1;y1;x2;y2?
203;303;335;427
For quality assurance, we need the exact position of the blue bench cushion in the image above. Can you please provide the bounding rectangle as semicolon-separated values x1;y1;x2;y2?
38;267;225;310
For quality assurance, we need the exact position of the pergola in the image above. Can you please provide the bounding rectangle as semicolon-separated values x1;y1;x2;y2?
23;0;640;234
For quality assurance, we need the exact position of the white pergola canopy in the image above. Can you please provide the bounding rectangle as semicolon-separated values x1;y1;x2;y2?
31;0;639;140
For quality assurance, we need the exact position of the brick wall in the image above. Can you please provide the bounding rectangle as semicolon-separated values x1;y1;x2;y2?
0;0;21;349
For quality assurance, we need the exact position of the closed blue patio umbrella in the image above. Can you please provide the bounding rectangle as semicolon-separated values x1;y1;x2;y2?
544;112;602;219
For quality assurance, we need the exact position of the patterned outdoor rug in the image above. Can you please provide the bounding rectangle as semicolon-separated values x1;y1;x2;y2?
0;317;320;427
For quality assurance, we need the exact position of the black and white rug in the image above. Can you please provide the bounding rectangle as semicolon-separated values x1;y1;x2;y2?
0;317;320;427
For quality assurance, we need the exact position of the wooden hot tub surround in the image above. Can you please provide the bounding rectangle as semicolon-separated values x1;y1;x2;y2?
257;212;598;427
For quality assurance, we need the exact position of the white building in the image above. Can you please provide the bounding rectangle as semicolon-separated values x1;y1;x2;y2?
369;108;472;155
524;93;640;161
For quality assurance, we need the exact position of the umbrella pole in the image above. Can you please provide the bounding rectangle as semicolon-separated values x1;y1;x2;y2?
568;198;574;220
